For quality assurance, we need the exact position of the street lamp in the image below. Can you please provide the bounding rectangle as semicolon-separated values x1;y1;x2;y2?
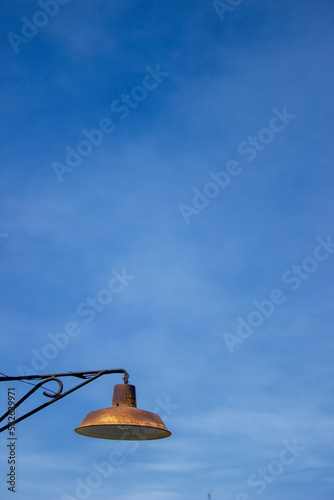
0;369;171;440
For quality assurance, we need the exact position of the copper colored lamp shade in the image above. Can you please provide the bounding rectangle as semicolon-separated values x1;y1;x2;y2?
75;383;171;440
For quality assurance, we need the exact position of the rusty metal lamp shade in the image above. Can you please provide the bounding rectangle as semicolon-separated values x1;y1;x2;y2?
75;383;171;440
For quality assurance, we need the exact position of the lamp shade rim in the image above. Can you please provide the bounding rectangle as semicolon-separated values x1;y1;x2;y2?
75;423;172;440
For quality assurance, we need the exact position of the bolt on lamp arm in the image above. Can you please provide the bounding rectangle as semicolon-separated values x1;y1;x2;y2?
0;369;129;433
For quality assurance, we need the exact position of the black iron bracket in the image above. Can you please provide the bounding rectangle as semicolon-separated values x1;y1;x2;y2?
0;368;129;433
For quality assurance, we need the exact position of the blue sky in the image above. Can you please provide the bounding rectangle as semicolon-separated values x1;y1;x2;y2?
0;0;333;498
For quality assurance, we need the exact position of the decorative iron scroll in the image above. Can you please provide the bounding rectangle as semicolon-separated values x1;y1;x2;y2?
0;369;129;433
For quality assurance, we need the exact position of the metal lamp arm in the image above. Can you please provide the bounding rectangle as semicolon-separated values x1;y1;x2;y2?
0;369;129;433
